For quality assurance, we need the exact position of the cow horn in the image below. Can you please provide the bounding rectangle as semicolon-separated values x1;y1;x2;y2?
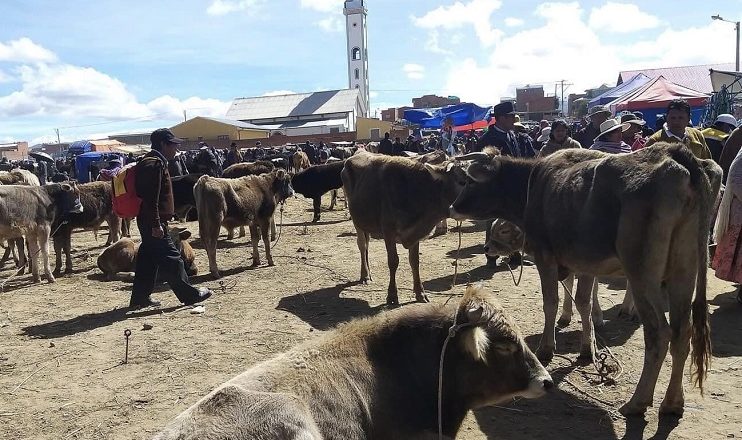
457;152;490;162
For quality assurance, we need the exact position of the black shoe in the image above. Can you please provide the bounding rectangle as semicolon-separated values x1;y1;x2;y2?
183;287;212;306
129;298;161;311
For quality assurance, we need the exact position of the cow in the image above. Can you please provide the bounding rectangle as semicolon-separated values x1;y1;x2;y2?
171;173;204;221
222;160;274;179
153;284;553;440
0;183;82;284
291;159;346;222
292;151;310;174
450;142;722;416
96;227;197;280
342;151;468;305
51;181;121;276
0;169;40;186
484;219;604;327
194;169;294;277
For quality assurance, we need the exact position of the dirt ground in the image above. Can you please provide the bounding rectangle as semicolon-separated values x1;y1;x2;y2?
0;194;741;440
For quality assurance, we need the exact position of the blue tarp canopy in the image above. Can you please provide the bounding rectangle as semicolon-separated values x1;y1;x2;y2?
403;103;492;128
68;140;94;156
75;151;123;183
588;74;652;109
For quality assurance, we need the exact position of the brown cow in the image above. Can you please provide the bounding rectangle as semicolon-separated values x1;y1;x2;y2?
342;151;468;305
52;181;121;276
292;151;310;174
222;160;274;178
451;143;722;416
153;285;553;440
96;227;197;280
194;169;294;277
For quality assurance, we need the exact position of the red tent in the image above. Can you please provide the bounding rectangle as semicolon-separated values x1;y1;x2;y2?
611;75;708;111
454;119;490;132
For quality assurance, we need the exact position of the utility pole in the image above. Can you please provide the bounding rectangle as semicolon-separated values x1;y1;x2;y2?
54;128;60;144
183;110;187;122
559;79;573;116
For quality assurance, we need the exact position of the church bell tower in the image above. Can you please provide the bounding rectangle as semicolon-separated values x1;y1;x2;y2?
344;0;369;117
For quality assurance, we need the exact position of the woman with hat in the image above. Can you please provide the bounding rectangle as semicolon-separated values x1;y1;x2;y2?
576;105;611;148
589;118;632;154
620;113;648;151
538;119;582;157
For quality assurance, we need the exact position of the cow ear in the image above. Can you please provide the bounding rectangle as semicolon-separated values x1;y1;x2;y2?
460;326;490;364
178;229;192;240
60;183;72;192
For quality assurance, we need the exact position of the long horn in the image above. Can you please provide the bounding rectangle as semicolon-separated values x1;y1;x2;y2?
457;152;490;161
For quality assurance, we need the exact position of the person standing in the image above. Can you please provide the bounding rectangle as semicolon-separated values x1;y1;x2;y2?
702;114;737;163
620;113;648;151
575;105;611;149
379;132;394;155
129;128;212;310
643;99;712;159
589;118;632;154
538;119;581;157
719;126;742;184
713;142;742;305
225;142;243;168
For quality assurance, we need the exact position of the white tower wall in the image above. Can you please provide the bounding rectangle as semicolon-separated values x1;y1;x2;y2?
344;0;369;117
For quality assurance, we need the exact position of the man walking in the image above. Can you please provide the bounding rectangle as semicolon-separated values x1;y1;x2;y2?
129;128;212;310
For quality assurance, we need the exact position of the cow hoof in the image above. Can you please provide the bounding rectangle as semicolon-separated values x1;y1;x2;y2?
32;276;41;283
52;270;62;278
210;271;221;279
659;400;684;417
556;316;571;328
251;261;261;267
312;216;320;223
536;347;554;365
46;276;56;284
64;269;73;275
267;260;275;267
415;293;430;303
386;295;400;307
577;349;595;363
619;401;649;417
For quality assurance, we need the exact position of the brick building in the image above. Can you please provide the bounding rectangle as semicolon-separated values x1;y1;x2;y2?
515;85;558;121
380;106;411;122
0;141;29;161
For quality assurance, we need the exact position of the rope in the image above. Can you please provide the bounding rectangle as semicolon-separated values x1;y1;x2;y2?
269;202;285;251
1;220;68;292
451;221;463;288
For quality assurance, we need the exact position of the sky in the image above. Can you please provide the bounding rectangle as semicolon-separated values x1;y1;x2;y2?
1;0;741;145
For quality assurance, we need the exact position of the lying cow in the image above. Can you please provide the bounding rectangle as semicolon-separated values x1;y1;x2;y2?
0;183;82;284
153;284;553;440
485;219;603;327
96;227;197;280
221;160;274;178
194;169;294;277
451;143;722;416
51;181;121;276
342;150;468;305
292;151;310;174
291;159;345;222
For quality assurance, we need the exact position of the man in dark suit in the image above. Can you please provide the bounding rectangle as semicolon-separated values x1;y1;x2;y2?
475;102;536;157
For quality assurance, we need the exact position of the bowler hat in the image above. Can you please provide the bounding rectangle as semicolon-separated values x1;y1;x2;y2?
620;113;646;126
492;101;516;116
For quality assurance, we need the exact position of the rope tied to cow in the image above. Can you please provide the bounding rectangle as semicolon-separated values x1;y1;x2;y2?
269;201;285;251
0;220;68;293
451;221;463;288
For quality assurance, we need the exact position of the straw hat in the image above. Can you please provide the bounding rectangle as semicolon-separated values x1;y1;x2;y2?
594;118;630;142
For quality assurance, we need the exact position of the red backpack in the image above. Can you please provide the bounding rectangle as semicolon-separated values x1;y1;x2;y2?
111;162;141;218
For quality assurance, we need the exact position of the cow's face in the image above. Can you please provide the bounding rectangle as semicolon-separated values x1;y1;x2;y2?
484;219;523;257
449;157;505;221
168;226;191;252
454;285;552;407
59;182;83;215
273;169;295;202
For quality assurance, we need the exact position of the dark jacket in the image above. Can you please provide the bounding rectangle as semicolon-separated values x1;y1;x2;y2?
136;149;175;228
575;123;601;149
379;138;394;155
476;126;536;157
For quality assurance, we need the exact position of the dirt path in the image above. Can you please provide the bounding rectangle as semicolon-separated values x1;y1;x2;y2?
0;196;740;439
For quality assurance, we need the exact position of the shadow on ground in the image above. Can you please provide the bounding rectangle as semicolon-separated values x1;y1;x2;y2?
709;288;742;357
276;281;384;330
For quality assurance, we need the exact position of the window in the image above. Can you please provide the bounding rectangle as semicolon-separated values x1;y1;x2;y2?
370;128;380;140
217;135;229;140
354;68;359;80
352;47;361;60
330;127;340;134
355;85;359;89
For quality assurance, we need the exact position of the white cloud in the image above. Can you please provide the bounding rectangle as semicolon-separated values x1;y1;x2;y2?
300;0;344;13
403;63;425;80
0;37;57;63
424;30;454;55
262;90;297;96
589;2;660;33
0;69;13;83
440;2;736;108
412;0;503;47
206;0;263;16
504;17;523;27
317;15;344;32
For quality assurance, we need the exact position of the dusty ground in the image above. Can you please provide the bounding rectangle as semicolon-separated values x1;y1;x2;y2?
0;194;741;440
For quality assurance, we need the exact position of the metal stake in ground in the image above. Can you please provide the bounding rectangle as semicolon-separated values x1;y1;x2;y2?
123;329;131;364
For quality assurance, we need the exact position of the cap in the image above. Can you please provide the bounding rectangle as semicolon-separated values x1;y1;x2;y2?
715;114;738;127
150;128;182;146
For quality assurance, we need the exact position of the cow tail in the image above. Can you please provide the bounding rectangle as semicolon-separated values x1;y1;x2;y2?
691;157;713;393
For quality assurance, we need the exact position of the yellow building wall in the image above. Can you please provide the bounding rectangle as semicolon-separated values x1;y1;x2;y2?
170;117;269;142
356;117;394;141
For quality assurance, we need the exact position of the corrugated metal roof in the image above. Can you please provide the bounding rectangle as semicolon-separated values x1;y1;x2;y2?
226;89;360;121
618;63;735;94
258;118;348;130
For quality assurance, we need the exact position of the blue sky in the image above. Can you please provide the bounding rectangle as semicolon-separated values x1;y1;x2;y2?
1;0;741;144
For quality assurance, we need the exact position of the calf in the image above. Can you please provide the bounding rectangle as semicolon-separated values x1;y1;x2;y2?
0;183;82;284
451;143;721;416
291;159;345;222
221;160;274;178
292;151;310;174
171;173;204;221
52;181;121;276
194;169;294;277
342;151;468;305
96;227;197;280
153;285;552;440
